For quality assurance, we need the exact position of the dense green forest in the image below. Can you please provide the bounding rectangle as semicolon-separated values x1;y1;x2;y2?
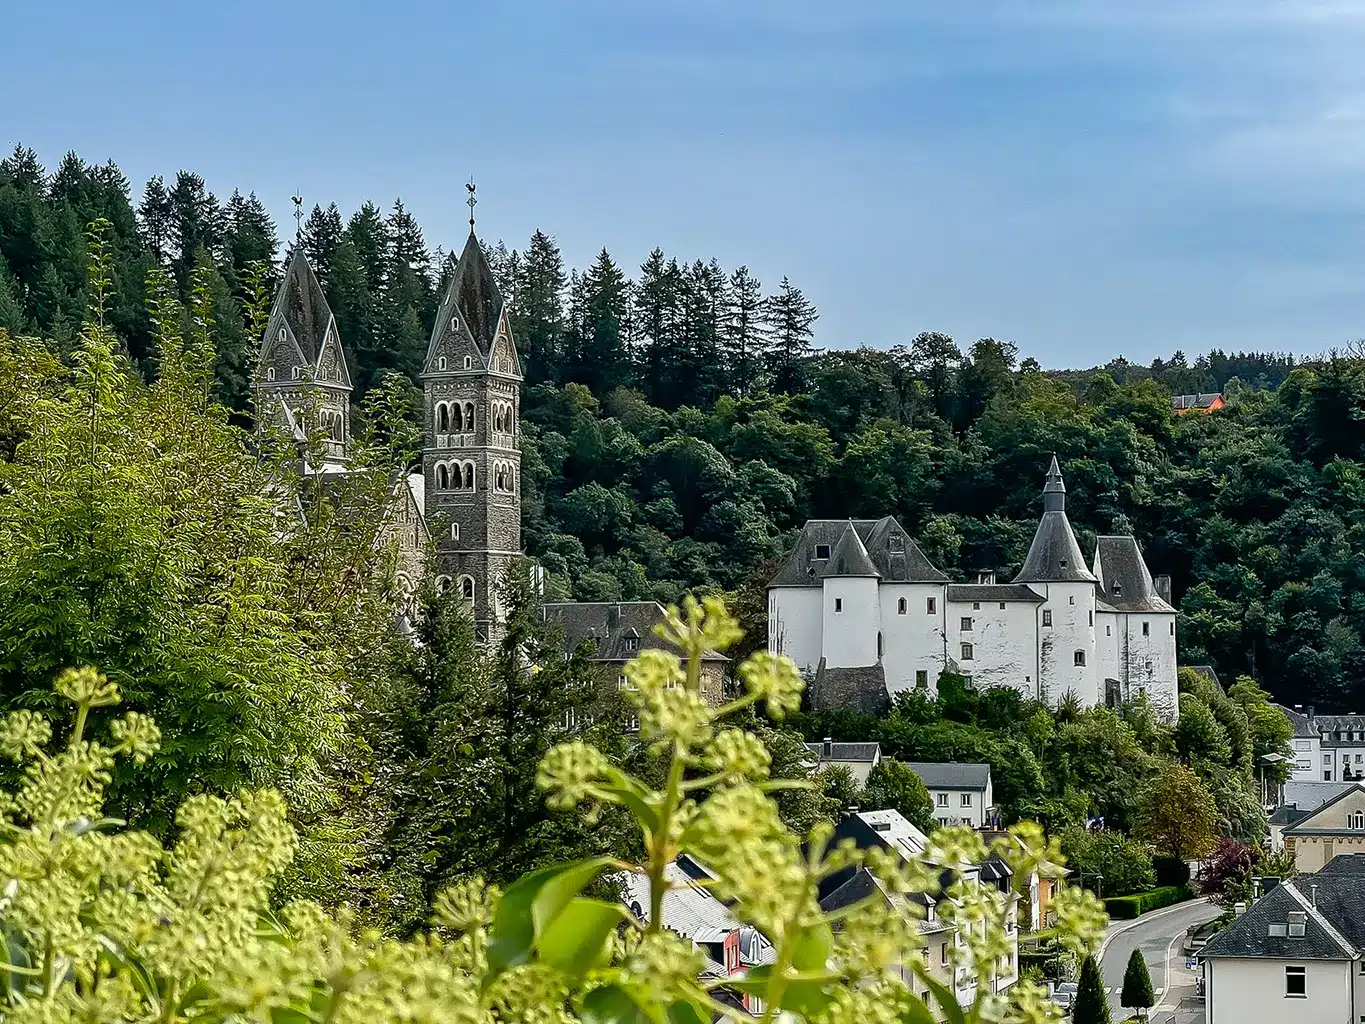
4;145;1365;714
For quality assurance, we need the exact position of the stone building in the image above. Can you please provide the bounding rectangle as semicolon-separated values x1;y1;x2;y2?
767;458;1179;718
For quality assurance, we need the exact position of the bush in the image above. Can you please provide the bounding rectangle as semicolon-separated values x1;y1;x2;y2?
1060;825;1155;897
1153;855;1192;887
1104;885;1193;919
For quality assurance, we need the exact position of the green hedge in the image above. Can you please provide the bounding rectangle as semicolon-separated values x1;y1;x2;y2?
1103;885;1193;920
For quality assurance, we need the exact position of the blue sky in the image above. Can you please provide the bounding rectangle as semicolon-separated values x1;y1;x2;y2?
6;0;1365;366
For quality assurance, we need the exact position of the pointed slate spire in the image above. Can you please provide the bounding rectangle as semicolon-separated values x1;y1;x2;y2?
1013;457;1096;584
821;523;881;578
271;247;336;364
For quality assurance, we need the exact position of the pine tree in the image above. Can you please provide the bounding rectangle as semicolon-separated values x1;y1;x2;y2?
301;203;344;283
633;248;681;407
167;171;222;291
223;191;278;290
574;247;632;396
137;175;173;264
516;230;567;385
1073;954;1111;1024
763;275;817;394
723;265;767;396
0;253;27;332
674;258;726;408
1121;949;1154;1019
381;200;435;381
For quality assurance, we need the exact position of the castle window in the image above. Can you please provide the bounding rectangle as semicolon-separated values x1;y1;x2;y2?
437;464;449;489
916;670;928;688
266;366;275;381
459;576;475;601
438;403;449;432
292;366;301;379
834;598;843;613
1073;650;1086;666
815;544;831;560
279;328;286;343
960;643;974;661
927;597;936;614
451;404;464;431
464;356;472;369
973;602;980;611
1042;610;1052;627
960;617;973;631
465;402;475;429
435;575;452;594
451;316;459;331
1142;621;1150;636
451;523;459;540
1170;622;1175;635
463;463;475;490
1088;611;1093;626
438;356;447;371
897;598;907;615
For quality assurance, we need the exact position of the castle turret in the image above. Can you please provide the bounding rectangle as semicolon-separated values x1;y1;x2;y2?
1014;457;1098;708
820;523;882;669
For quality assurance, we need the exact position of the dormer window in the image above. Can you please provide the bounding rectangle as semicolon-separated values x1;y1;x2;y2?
278;328;286;344
1059;559;1068;569
815;544;831;560
1112;582;1123;596
451;316;459;331
889;536;904;553
624;637;639;652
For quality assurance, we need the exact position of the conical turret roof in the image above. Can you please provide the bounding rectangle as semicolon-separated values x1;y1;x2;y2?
1013;457;1097;584
821;523;881;578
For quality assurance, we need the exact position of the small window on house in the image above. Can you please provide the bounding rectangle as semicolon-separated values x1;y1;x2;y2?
1106;625;1112;636
834;598;843;613
897;598;907;615
940;943;949;965
927;597;937;614
960;643;974;661
961;617;973;631
292;366;301;379
1170;622;1175;635
815;544;831;560
438;356;447;371
463;356;473;369
973;602;981;611
877;632;883;657
1069;595;1075;605
937;793;949;808
1088;611;1093;626
889;536;904;553
1060;559;1067;569
961;793;972;807
1351;811;1365;830
1142;621;1150;637
916;670;928;688
266;366;275;381
999;602;1006;610
451;523;459;540
625;637;639;652
1288;912;1307;937
460;576;475;601
1074;650;1086;667
1285;965;1306;997
617;674;628;690
1042;610;1052;627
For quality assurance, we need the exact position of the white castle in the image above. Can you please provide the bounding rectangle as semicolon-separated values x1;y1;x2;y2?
767;458;1178;719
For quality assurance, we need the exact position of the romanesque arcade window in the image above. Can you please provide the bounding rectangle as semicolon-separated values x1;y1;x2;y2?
459;575;475;601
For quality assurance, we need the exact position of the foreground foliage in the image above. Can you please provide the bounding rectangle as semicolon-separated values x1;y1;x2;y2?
0;599;1104;1024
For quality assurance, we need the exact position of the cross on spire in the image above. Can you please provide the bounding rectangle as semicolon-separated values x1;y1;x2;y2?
466;179;477;231
291;193;304;241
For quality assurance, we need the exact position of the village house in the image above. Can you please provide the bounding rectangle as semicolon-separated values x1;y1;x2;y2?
1279;784;1365;872
803;739;882;784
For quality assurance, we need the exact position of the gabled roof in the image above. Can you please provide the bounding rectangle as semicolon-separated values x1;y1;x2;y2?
769;518;946;588
1201;877;1365;960
540;601;727;663
1091;536;1174;613
1282;780;1353;811
1012;458;1097;585
1282;783;1365;836
906;762;992;791
805;741;881;764
267;248;338;367
1321;854;1365;875
821;523;880;578
1172;393;1224;410
946;583;1045;604
426;232;512;373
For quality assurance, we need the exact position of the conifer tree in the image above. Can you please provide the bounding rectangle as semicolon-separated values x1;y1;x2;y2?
516;229;567;385
764;275;817;394
137;175;173;264
301;202;344;282
381;200;434;380
573;247;632;395
223;190;278;290
0;254;27;332
1073;954;1111;1024
1121;949;1154;1019
723;265;767;395
634;248;681;407
167;170;223;289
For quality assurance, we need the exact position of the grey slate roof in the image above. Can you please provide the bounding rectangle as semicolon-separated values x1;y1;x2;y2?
805;741;881;763
810;660;888;713
946;583;1045;604
1091;536;1174;613
1282;780;1353;812
1275;704;1317;739
443;232;502;351
1320;855;1365;875
1012;459;1098;585
769;518;947;588
1268;804;1310;827
821;523;880;578
271;248;336;365
1282;783;1365;836
906;762;992;791
1201;877;1365;960
540;601;727;663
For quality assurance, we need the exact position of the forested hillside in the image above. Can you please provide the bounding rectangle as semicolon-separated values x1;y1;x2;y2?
3;145;1365;710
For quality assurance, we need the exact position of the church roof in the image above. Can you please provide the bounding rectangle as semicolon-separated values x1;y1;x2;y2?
769;518;946;588
431;232;503;359
270;248;337;366
820;523;880;578
541;601;727;663
1090;536;1174;612
1012;457;1097;585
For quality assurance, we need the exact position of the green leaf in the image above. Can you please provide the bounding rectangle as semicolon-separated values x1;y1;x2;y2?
536;898;625;975
665;997;710;1024
270;1009;318;1024
900;994;936;1024
789;921;833;971
487;857;615;976
724;964;834;1018
918;973;966;1024
602;771;660;833
581;985;653;1024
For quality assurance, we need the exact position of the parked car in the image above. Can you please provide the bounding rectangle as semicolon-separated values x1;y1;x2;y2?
1050;981;1078;1014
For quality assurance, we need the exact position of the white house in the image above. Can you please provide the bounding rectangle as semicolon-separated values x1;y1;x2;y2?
907;763;996;829
1276;705;1324;783
803;739;882;785
767;458;1178;720
1200;861;1365;1024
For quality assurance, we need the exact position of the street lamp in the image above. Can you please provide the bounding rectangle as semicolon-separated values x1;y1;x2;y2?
1077;870;1103;899
1260;753;1290;809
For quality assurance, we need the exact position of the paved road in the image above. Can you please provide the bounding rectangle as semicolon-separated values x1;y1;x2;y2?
1100;899;1222;1024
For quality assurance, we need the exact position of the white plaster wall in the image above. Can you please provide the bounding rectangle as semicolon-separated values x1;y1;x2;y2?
769;587;823;675
945;599;1040;698
1117;612;1178;720
928;788;989;827
1095;612;1120;691
822;577;880;668
881;584;947;695
1207;957;1351;1024
1289;735;1322;782
1035;583;1098;708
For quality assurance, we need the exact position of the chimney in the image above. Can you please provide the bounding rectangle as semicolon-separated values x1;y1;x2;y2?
607;604;621;631
823;737;833;757
1234;901;1247;916
1308;706;1315;720
1311;884;1319;908
1154;575;1172;604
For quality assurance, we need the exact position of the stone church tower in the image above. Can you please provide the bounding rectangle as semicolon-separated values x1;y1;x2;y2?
421;229;523;637
252;248;352;467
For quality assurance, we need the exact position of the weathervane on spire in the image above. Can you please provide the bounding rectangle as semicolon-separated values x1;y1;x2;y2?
466;178;477;231
291;193;304;241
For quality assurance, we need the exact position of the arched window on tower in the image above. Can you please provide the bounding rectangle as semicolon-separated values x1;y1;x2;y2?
463;463;475;490
459;575;475;601
897;598;907;615
464;402;475;430
438;403;449;432
463;356;472;369
438;356;447;371
435;575;452;595
437;464;449;490
1073;650;1086;667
